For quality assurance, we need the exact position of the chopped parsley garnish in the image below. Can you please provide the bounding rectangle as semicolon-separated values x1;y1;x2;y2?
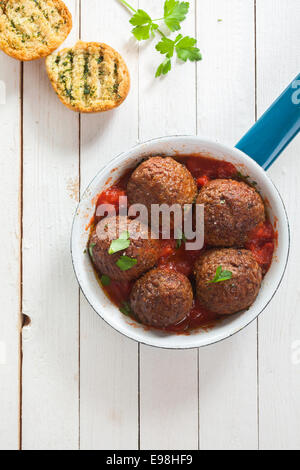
113;82;119;94
83;55;89;77
208;266;233;284
108;231;130;254
116;255;137;271
84;84;91;95
89;243;96;260
100;275;111;286
176;231;187;249
236;171;258;187
67;51;74;64
119;301;132;316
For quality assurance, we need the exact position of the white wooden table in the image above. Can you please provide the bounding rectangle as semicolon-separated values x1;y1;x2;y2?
0;0;299;451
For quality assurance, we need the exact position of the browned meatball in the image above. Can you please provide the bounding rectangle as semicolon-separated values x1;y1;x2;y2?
194;248;262;315
89;216;160;282
130;268;193;327
127;156;197;213
196;179;265;247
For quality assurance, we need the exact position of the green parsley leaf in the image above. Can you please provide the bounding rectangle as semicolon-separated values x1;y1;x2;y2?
100;275;111;286
208;266;233;284
116;255;138;271
130;9;152;26
155;33;201;76
235;171;258;188
155;58;172;77
155;37;175;58
175;35;202;62
164;0;189;32
176;239;182;249
108;231;130;255
119;301;132;316
130;9;159;40
176;231;187;249
118;0;202;77
89;243;96;260
131;24;149;40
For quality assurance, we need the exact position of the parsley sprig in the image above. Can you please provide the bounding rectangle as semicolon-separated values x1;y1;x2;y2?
117;255;138;271
120;301;132;316
163;0;189;31
108;230;138;271
101;275;111;286
119;0;202;77
176;230;187;249
129;8;159;40
209;266;233;284
89;242;96;261
108;231;130;255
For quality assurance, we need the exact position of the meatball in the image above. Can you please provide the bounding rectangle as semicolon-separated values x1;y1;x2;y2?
130;268;193;327
196;179;265;247
127;156;197;214
194;248;262;315
89;216;160;282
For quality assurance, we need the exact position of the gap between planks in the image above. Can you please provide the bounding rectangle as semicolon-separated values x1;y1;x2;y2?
18;60;24;452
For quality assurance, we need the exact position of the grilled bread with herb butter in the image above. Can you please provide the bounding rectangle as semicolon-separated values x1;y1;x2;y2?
46;41;130;113
0;0;72;61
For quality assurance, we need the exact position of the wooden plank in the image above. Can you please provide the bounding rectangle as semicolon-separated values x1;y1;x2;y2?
138;0;198;450
21;0;80;450
0;55;21;450
79;0;139;450
197;1;258;450
140;346;198;450
256;0;300;450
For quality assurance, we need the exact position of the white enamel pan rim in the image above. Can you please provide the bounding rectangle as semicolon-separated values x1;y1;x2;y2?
71;135;290;349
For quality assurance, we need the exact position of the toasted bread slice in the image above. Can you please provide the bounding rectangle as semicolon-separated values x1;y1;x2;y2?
46;41;130;113
0;0;72;61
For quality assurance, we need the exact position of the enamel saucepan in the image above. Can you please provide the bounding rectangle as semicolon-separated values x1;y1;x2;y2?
71;74;300;349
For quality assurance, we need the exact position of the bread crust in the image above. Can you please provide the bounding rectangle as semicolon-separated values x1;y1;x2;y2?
0;0;72;61
46;41;130;113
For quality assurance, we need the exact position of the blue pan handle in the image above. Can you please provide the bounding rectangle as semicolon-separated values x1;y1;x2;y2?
236;73;300;170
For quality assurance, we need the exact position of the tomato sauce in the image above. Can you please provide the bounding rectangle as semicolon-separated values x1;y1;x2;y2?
245;220;276;275
158;239;204;278
182;155;237;185
89;155;276;333
163;300;219;333
101;278;134;307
